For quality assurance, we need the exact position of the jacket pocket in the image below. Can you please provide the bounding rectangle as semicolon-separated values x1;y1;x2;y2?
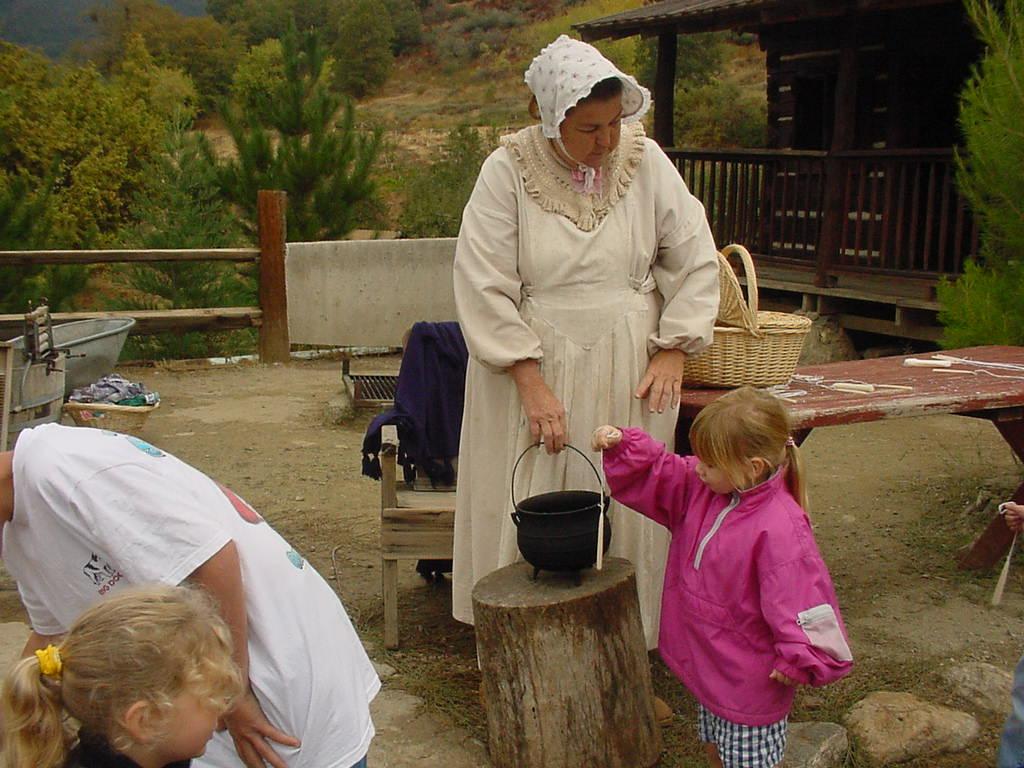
796;604;853;662
676;585;734;630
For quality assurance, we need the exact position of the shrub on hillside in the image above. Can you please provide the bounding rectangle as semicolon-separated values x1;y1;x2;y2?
384;0;424;54
452;8;522;32
674;80;766;148
398;125;492;238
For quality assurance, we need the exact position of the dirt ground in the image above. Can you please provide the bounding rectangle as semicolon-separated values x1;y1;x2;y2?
5;355;1023;767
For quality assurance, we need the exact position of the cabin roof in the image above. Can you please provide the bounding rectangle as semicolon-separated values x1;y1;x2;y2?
574;0;956;40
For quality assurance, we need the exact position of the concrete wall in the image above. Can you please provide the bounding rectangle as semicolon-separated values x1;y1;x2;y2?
286;238;457;347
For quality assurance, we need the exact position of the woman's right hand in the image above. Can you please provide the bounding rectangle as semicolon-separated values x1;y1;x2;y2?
1002;501;1024;533
508;359;567;454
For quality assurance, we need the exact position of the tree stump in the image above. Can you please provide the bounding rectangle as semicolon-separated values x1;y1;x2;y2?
472;557;661;768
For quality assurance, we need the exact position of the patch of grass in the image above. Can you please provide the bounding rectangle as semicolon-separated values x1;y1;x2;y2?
361;578;487;740
906;474;1022;589
514;0;641;69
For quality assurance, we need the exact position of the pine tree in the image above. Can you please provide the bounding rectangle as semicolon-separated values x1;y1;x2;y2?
939;0;1024;346
0;173;55;313
117;118;255;359
957;0;1024;263
205;22;381;241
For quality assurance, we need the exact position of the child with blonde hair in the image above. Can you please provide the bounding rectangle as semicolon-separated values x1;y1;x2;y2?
1;585;243;768
593;386;853;768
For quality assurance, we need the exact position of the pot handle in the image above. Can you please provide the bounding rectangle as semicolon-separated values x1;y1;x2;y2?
510;442;607;511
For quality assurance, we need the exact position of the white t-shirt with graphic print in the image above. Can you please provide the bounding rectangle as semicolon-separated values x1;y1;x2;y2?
4;423;379;768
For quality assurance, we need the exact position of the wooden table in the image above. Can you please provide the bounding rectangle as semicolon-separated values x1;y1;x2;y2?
674;346;1024;569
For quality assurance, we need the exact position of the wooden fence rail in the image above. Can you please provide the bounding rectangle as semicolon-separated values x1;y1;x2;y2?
0;190;290;363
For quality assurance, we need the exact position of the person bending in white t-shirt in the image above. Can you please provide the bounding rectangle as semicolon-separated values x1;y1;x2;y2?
0;423;379;768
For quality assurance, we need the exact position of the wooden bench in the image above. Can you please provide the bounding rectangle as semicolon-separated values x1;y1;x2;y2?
379;424;456;649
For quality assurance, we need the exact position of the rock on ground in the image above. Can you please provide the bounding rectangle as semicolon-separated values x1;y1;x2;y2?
780;722;848;768
796;312;859;366
943;661;1014;715
844;691;979;765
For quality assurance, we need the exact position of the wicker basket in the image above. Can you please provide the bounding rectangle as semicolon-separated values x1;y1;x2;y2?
684;244;811;388
63;401;159;434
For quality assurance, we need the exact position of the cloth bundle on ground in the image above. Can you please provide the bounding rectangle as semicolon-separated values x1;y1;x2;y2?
68;374;159;406
361;321;468;488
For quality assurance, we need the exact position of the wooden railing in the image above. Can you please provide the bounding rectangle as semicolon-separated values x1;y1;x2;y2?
666;147;979;283
0;190;290;363
830;149;978;276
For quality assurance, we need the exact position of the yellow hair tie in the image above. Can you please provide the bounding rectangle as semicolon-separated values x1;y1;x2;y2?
35;645;62;679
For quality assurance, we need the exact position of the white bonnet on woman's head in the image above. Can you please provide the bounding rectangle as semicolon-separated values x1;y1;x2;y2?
524;34;651;139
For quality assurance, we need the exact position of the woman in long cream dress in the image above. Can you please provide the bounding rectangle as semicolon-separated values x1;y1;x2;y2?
452;35;719;654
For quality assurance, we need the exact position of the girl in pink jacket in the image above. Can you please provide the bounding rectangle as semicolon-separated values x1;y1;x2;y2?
592;386;852;768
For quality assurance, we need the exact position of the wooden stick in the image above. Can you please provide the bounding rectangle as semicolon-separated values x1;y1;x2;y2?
992;531;1018;606
596;509;605;571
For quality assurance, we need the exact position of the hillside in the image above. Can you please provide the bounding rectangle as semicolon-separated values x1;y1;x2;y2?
357;2;766;162
0;0;205;57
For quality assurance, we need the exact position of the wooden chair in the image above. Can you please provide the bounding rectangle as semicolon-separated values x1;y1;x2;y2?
379;424;456;649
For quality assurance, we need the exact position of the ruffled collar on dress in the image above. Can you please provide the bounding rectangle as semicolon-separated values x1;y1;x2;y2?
500;121;646;232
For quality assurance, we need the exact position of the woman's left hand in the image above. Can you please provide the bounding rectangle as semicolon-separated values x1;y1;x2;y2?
635;349;686;413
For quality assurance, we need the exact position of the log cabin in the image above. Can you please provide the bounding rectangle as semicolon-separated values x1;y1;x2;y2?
575;0;983;341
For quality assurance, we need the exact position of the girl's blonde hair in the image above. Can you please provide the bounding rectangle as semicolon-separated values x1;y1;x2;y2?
689;386;808;511
1;585;243;768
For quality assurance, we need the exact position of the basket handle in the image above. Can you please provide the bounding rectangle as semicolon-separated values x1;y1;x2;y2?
510;442;606;511
720;243;758;318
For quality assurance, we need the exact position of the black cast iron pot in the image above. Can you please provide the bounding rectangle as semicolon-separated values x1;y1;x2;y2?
510;443;612;577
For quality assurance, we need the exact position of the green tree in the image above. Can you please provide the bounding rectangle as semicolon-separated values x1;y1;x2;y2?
398;125;490;237
333;0;394;97
939;0;1024;346
115;33;199;123
0;42;164;247
383;0;422;54
632;32;726;92
231;38;336;125
211;0;337;45
84;0;243;109
208;0;246;23
205;24;382;241
0;42;168;310
116;120;255;359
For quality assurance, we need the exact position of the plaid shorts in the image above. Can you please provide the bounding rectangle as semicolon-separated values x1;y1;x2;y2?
697;705;788;768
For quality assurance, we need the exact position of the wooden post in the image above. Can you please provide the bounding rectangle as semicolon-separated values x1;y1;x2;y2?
257;190;290;364
380;424;400;649
654;31;677;148
473;558;661;768
815;20;859;288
